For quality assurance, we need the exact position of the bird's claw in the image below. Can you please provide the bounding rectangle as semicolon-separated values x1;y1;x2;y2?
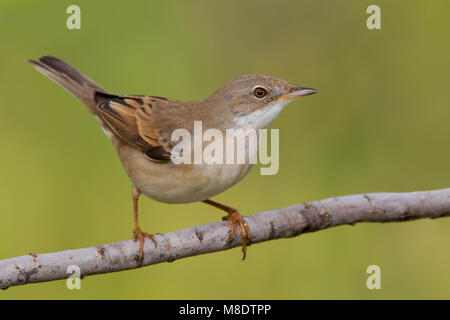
222;210;251;260
133;227;157;264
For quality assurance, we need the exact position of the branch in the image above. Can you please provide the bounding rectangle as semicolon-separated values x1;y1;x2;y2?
1;188;449;289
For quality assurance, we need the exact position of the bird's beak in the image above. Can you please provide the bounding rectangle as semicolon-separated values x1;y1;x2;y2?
279;87;318;101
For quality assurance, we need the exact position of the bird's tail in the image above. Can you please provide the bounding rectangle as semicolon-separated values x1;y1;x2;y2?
27;56;107;115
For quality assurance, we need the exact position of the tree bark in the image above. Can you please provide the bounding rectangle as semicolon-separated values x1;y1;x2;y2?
1;188;449;289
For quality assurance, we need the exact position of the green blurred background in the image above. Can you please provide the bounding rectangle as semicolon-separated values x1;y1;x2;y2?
1;0;449;299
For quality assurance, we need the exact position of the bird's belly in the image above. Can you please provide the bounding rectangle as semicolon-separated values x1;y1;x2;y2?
116;144;253;204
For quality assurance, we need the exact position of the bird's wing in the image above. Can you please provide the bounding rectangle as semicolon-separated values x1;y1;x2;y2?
95;92;173;162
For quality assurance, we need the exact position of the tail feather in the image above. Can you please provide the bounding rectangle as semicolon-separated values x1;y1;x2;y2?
27;56;107;115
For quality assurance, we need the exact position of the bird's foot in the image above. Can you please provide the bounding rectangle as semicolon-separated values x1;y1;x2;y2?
133;226;157;264
222;210;251;260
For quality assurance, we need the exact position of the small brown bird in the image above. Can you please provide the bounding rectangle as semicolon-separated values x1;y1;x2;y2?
28;56;317;262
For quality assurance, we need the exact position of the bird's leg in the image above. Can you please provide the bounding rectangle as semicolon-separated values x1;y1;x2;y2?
202;199;251;260
132;185;156;264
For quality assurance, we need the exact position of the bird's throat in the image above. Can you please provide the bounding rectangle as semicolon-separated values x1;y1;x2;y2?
232;100;288;129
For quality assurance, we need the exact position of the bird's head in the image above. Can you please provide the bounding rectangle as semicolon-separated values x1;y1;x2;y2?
207;75;317;129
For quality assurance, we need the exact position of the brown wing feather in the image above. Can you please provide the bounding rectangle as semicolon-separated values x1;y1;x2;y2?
95;92;172;162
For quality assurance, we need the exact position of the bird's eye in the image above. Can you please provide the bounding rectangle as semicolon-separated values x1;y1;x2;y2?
253;87;268;99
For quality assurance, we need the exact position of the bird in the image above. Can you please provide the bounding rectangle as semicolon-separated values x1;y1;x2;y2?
28;56;317;263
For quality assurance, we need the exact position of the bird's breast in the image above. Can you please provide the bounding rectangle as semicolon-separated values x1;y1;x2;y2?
115;143;253;204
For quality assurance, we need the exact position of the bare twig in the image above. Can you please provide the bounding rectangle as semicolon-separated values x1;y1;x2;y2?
1;188;449;289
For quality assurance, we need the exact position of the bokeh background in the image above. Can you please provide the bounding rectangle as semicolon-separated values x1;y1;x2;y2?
1;0;449;299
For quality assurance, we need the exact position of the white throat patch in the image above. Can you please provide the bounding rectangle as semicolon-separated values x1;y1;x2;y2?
233;100;289;129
